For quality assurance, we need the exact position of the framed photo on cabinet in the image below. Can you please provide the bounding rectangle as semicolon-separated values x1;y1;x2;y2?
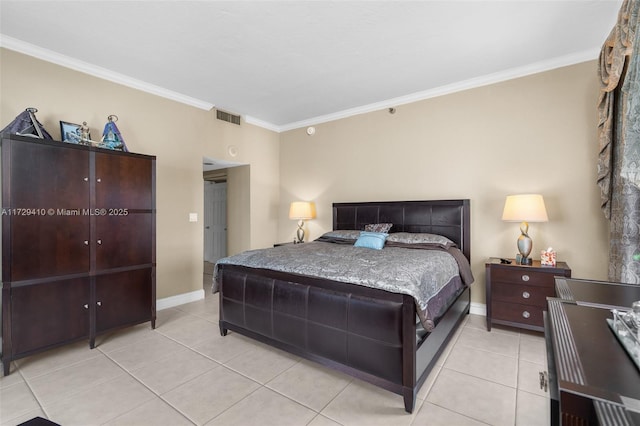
60;121;82;144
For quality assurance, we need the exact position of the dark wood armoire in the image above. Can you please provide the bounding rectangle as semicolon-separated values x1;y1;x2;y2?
1;134;156;375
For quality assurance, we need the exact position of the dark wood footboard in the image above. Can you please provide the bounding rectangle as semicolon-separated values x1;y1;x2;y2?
218;264;470;412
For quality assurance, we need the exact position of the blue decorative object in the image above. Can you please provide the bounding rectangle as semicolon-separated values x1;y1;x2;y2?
0;108;53;139
100;115;128;152
354;231;388;250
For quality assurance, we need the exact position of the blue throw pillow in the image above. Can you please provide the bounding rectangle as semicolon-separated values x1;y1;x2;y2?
354;231;388;250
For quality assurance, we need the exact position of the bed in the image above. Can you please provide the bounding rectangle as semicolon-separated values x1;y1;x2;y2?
214;199;472;413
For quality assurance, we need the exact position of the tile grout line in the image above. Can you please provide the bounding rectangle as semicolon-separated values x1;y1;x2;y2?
132;317;305;424
199;384;274;425
96;344;198;426
173;286;329;424
311;381;353;425
13;349;134;424
452;342;520;359
8;364;51;424
12;344;105;381
514;332;522;426
263;362;354;418
412;400;494;426
418;319;523;425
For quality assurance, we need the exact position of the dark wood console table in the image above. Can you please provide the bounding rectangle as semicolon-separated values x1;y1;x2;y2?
545;291;640;425
555;277;640;310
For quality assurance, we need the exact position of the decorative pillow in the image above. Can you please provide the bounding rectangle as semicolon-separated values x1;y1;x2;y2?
319;230;361;240
364;223;393;233
386;232;454;248
354;231;388;250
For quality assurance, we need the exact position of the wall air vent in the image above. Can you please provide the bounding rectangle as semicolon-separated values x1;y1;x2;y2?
216;110;241;125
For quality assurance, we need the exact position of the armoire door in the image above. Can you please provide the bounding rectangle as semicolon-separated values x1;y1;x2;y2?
10;278;90;355
7;142;90;281
95;269;152;333
94;151;153;210
95;213;152;270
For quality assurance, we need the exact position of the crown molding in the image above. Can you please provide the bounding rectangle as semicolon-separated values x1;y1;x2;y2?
243;115;282;133
278;48;600;132
0;35;215;111
1;34;599;134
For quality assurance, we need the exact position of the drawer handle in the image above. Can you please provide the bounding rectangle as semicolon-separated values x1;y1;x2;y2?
83;304;89;309
84;240;89;245
97;301;102;306
539;371;548;392
522;311;530;319
83;177;89;182
521;274;530;282
522;291;530;299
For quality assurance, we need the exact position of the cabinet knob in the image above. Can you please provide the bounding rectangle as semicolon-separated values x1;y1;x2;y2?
84;240;89;245
97;301;102;306
97;178;102;183
97;239;102;245
521;274;530;282
83;304;89;309
522;311;530;319
539;371;548;392
522;291;530;299
83;177;89;182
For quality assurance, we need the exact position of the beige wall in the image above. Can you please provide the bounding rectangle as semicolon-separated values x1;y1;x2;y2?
0;48;280;300
279;61;610;305
1;47;611;307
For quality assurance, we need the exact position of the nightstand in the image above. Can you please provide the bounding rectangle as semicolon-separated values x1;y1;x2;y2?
485;258;571;332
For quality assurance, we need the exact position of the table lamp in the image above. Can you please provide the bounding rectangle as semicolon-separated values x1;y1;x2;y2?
502;194;548;265
289;201;316;243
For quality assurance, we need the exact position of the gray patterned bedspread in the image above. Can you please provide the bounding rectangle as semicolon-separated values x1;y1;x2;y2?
214;240;473;330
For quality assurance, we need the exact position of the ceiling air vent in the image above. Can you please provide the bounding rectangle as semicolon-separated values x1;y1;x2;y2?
216;109;241;125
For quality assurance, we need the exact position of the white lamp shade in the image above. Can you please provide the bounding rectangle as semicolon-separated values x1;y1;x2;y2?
289;201;316;220
501;194;548;222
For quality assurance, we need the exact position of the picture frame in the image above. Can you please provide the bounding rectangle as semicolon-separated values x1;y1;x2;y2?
59;121;83;144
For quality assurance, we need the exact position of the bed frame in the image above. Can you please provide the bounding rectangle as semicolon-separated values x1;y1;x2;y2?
217;199;471;412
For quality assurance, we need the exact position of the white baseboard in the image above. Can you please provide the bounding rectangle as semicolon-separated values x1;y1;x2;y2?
157;289;205;311
470;302;486;316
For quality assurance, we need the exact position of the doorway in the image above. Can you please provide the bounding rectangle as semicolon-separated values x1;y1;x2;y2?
202;156;246;293
204;180;227;263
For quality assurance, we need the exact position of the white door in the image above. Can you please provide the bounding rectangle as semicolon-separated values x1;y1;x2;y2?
204;182;227;263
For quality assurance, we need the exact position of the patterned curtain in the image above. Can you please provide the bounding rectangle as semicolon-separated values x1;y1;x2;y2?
597;0;640;283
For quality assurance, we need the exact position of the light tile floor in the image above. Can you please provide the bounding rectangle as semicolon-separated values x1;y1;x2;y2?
0;264;550;426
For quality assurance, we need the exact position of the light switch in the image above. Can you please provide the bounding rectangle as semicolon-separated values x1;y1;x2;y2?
189;213;198;222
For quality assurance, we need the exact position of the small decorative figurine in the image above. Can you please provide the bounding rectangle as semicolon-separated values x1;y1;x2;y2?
0;107;53;139
80;121;91;142
101;115;128;152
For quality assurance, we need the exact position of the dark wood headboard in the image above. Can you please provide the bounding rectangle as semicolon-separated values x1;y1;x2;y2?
332;199;471;261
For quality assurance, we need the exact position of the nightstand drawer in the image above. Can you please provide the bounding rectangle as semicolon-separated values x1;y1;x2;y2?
490;268;555;287
491;282;552;308
492;301;543;328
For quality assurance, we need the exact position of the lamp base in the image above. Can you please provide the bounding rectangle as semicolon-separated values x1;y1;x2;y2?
516;223;533;266
518;257;533;265
295;220;305;243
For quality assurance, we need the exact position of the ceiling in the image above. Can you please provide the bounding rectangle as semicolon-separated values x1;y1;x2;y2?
0;1;622;132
